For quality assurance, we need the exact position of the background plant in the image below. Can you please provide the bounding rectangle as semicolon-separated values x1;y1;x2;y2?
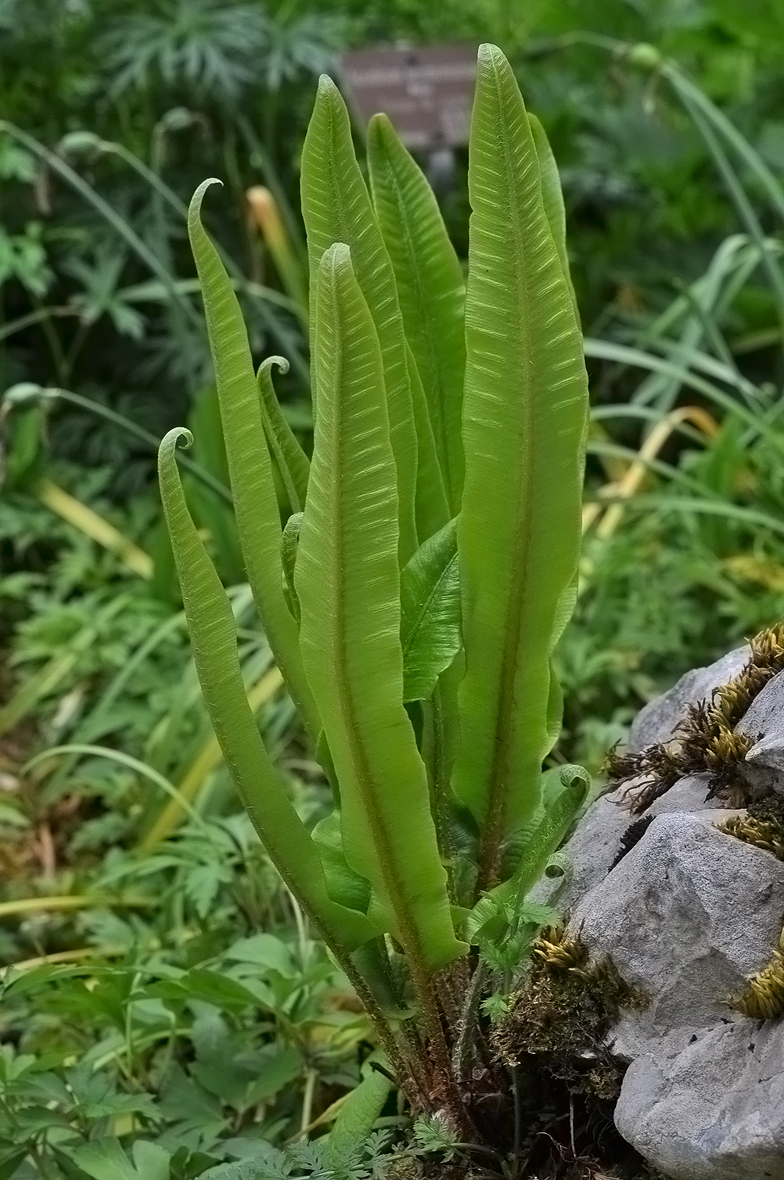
6;1;784;1176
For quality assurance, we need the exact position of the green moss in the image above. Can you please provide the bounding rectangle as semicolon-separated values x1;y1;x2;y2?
718;812;784;860
734;926;784;1021
492;929;645;1100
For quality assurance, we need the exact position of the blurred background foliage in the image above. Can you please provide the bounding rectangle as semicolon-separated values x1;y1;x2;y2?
5;1;784;1174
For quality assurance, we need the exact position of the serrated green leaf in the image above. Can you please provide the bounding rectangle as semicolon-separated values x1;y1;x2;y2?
453;46;589;885
256;356;310;513
368;113;466;514
187;180;319;741
295;243;465;973
323;1069;392;1174
70;1138;170;1180
158;428;377;954
301;78;418;563
400;518;461;702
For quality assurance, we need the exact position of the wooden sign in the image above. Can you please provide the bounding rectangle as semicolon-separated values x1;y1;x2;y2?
340;44;477;151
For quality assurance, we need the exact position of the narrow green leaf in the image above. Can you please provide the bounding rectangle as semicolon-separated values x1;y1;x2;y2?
295;243;465;973
368;113;466;514
187;180;320;741
407;344;450;543
400;518;461;702
528;113;578;317
324;1069;392;1173
301;79;418;563
311;811;371;915
453;46;589;884
281;511;303;625
158;428;377;953
256;355;310;513
494;764;589;904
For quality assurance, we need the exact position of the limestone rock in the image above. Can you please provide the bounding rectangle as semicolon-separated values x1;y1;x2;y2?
645;772;716;814
736;668;784;797
628;645;750;753
533;773;735;912
566;811;784;1179
614;1020;784;1180
572;813;784;1051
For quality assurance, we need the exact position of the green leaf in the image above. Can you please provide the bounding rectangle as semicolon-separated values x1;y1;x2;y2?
224;933;295;975
301;78;418;563
311;810;371;915
281;511;302;626
368;113;466;514
187;180;320;741
407;344;450;543
256;356;310;513
527;113;577;317
452;46;589;884
323;1069;392;1174
295;243;465;973
494;764;589;904
183;385;244;582
400;518;461;702
70;1139;170;1180
158;427;377;954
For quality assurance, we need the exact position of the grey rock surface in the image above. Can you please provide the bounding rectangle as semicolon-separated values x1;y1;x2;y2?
628;645;750;753
552;642;784;1178
533;774;735;912
563;808;784;1179
572;813;784;1053
736;668;784;796
614;1019;784;1180
645;772;716;814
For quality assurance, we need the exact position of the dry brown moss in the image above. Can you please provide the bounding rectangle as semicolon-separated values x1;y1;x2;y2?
607;623;784;813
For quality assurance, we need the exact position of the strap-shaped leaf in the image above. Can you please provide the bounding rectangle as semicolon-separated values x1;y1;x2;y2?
187;180;320;741
324;1068;392;1174
453;46;589;880
528;113;578;316
158;429;376;953
311;810;371;914
256;356;310;513
407;344;450;543
400;518;461;702
368;113;466;514
295;243;465;973
280;511;302;625
300;78;418;563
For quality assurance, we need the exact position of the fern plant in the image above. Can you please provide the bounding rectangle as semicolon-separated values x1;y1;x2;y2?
158;43;590;1144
